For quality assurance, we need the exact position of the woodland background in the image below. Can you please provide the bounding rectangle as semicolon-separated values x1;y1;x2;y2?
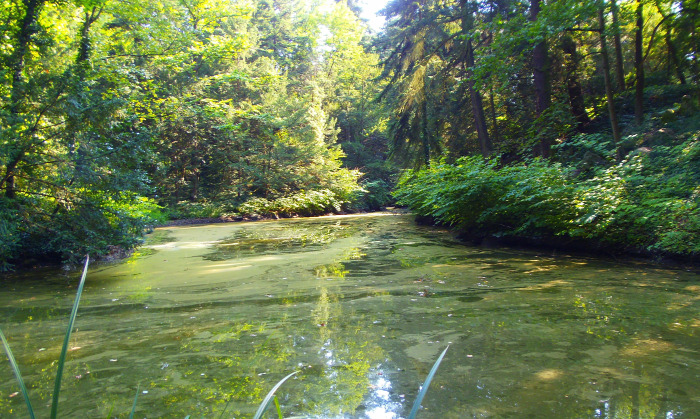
1;0;698;268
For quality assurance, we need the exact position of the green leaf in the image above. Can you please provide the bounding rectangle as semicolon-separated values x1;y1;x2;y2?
0;327;36;419
407;346;449;419
129;384;140;419
253;371;299;419
51;256;90;419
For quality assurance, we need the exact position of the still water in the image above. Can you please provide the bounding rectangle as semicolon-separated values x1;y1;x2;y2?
1;213;699;418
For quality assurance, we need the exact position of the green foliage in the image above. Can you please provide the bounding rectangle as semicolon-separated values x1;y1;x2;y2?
407;346;449;419
395;156;579;237
0;199;21;271
1;257;89;419
1;0;381;266
169;201;228;220
350;179;394;211
238;189;347;218
396;134;700;258
575;138;700;255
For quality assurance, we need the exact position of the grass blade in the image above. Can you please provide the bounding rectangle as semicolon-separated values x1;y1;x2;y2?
129;384;140;419
218;399;232;419
407;345;449;419
273;395;283;419
50;255;90;419
252;371;299;419
0;327;36;419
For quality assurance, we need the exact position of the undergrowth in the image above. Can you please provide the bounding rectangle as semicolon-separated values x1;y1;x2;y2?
395;131;699;259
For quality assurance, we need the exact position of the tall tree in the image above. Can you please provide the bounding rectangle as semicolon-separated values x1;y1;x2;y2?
530;0;552;157
634;0;645;124
611;0;626;91
598;0;622;159
3;0;47;199
561;35;591;129
462;0;493;157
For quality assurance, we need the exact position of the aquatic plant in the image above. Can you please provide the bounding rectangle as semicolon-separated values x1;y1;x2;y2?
1;256;89;419
1;257;449;418
408;345;450;419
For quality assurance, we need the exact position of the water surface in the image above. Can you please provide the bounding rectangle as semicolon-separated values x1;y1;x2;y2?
1;213;699;418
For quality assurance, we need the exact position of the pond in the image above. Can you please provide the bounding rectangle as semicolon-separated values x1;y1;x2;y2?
1;213;699;418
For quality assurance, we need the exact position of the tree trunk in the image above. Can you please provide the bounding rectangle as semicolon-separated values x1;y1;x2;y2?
691;7;700;107
634;0;645;125
598;3;622;160
611;0;626;91
561;36;591;129
4;0;45;198
666;32;686;84
466;38;493;157
77;7;102;65
421;99;430;168
531;0;552;158
489;86;499;143
9;0;43;114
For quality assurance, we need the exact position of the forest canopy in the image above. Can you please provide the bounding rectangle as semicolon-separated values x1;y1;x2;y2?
1;0;699;268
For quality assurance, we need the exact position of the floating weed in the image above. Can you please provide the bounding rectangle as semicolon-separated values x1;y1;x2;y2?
2;257;449;418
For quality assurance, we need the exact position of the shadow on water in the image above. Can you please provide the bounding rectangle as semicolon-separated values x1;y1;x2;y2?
1;213;699;418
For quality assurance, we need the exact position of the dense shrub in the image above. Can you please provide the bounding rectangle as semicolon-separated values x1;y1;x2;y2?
348;179;394;211
169;201;229;219
0;193;164;270
395;136;699;258
394;157;579;238
238;189;346;217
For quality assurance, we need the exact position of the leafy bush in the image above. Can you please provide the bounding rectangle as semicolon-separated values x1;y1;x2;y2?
394;157;579;238
574;138;700;255
395;137;699;258
0;193;164;269
0;199;21;271
349;179;394;211
238;189;346;217
169;201;229;219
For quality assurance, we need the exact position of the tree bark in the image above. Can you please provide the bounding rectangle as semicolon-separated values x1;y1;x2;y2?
598;3;622;160
634;0;645;125
421;96;431;168
561;35;591;129
77;7;102;65
9;0;43;114
4;0;45;198
461;0;493;157
466;38;493;157
666;33;686;84
611;0;626;91
489;86;499;143
531;0;552;158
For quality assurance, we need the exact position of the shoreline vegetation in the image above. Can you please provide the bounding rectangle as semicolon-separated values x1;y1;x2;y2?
2;0;699;271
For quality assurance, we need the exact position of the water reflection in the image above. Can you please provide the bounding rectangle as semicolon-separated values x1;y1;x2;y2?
1;213;699;418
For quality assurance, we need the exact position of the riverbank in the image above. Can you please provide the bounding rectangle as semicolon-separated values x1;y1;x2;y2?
397;148;699;265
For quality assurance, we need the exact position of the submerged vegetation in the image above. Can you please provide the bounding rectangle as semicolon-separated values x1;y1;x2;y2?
1;256;449;418
1;0;699;268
